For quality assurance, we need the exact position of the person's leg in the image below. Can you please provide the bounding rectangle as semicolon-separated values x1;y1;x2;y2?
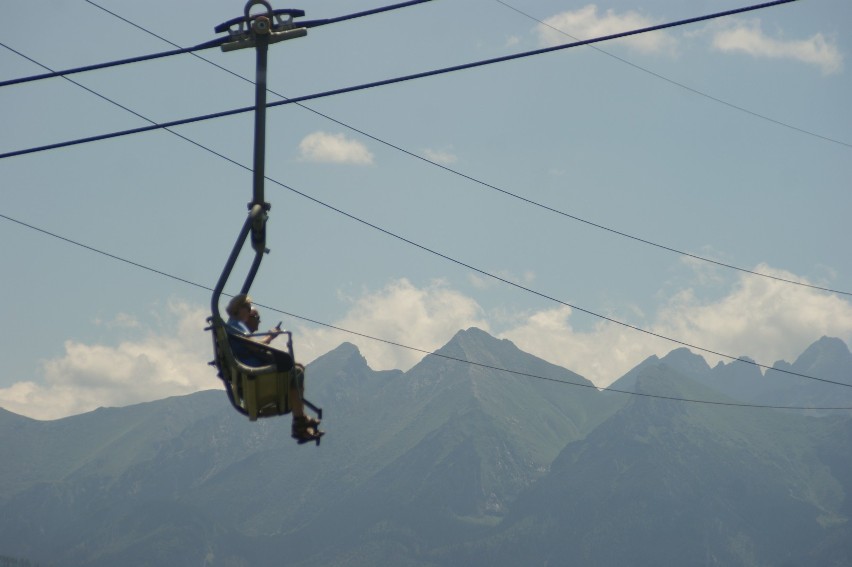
290;387;306;417
290;365;322;442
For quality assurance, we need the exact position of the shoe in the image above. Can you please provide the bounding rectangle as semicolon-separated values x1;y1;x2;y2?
291;416;324;445
302;415;321;429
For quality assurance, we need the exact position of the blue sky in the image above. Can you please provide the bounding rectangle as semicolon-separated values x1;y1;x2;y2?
1;0;850;419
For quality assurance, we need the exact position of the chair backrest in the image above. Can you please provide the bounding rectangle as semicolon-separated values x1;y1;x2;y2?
208;316;294;421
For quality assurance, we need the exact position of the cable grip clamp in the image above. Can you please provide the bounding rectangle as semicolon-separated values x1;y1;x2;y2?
215;0;307;52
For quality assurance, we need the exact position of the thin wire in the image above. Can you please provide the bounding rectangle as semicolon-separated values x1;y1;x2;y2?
1;211;849;411
0;0;436;89
0;213;208;292
79;0;852;300
0;0;806;161
493;0;851;150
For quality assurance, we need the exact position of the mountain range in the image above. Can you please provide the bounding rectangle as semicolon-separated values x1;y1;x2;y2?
1;329;850;566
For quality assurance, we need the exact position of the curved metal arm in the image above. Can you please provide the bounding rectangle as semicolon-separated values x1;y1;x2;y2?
211;204;267;321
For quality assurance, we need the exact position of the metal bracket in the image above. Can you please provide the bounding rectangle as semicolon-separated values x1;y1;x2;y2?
215;0;307;51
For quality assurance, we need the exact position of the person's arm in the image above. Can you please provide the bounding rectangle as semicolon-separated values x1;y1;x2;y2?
260;322;282;345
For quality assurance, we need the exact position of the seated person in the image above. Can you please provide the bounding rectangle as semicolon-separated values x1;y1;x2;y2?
225;294;276;366
225;294;323;443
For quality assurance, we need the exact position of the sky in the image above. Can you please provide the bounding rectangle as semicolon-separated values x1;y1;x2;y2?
1;0;850;420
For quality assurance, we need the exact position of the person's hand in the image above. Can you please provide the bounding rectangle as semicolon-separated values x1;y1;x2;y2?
263;325;282;344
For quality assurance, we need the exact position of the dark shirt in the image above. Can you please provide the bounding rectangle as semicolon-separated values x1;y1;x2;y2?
225;317;264;366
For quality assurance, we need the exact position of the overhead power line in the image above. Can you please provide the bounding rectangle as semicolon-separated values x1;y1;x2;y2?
493;0;851;150
0;44;247;172
0;0;805;161
0;37;226;89
295;0;435;27
76;0;852;300
1;211;849;411
0;0;436;89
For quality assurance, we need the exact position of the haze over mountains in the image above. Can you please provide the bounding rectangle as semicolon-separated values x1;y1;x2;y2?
1;329;850;566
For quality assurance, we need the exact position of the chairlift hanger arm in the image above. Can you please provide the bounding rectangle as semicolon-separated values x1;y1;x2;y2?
206;0;324;432
210;204;267;321
211;0;298;326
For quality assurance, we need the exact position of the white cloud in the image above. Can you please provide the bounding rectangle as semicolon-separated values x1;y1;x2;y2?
537;4;676;54
297;278;490;371
653;264;852;369
674;252;729;289
501;305;659;388
296;266;851;388
95;312;140;329
5;267;850;420
468;273;492;290
298;131;374;165
297;266;851;387
422;147;458;165
711;19;843;75
0;301;216;420
468;270;536;291
502;264;852;387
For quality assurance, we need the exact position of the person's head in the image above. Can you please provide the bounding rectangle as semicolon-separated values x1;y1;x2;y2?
226;294;253;322
246;308;261;332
